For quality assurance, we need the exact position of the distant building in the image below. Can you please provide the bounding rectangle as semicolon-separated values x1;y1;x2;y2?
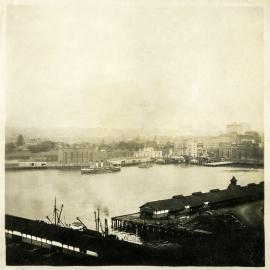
219;141;260;160
58;147;107;165
181;139;199;158
134;147;163;159
226;122;250;134
236;131;261;145
197;143;204;157
174;142;186;156
174;140;204;158
58;147;132;165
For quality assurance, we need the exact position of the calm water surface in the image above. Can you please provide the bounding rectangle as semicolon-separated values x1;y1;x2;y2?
6;165;263;236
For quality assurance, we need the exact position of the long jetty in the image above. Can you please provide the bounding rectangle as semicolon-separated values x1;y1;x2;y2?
111;212;211;239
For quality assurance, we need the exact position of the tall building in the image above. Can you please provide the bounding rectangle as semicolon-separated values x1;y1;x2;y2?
174;142;186;156
185;139;198;158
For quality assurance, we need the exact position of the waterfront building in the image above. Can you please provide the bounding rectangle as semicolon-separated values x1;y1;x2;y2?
140;178;263;219
58;147;132;165
186;140;198;158
173;142;187;156
218;141;260;160
58;147;106;165
202;135;231;150
174;140;204;158
197;143;204;157
134;147;163;159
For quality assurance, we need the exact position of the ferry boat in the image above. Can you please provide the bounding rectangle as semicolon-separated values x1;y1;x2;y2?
81;165;121;174
156;158;166;164
138;162;152;168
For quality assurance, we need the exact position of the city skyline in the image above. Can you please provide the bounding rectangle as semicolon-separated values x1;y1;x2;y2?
6;4;264;135
5;121;263;145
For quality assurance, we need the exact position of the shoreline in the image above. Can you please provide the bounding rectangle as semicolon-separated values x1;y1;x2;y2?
5;162;264;171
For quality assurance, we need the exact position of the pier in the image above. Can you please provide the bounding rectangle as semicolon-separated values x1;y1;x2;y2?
111;179;264;239
111;212;208;239
203;161;234;167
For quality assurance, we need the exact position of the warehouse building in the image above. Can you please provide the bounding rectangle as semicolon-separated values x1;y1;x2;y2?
139;177;263;219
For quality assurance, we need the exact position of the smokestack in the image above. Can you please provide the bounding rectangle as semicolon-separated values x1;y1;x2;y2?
101;160;104;167
96;161;99;167
105;218;109;236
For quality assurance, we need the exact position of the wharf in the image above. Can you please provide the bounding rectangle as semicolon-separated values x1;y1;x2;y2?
47;164;83;169
203;161;263;168
111;213;207;237
203;161;235;167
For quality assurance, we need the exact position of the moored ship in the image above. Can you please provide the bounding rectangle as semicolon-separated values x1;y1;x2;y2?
81;164;121;174
138;162;153;168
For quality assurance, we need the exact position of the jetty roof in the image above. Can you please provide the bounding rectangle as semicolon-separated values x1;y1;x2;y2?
140;180;263;212
141;199;185;212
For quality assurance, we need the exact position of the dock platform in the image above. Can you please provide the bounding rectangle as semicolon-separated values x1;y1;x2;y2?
111;212;205;238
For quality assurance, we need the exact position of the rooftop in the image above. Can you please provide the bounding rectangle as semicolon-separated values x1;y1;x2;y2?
140;178;263;212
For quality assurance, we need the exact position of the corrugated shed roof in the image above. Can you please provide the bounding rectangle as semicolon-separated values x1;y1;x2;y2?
140;182;264;212
140;199;185;212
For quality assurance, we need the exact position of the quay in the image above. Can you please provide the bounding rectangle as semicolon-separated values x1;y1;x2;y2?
203;161;263;167
109;157;151;167
203;161;234;167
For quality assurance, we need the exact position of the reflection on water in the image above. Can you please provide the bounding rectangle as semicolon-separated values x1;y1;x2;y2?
5;164;263;244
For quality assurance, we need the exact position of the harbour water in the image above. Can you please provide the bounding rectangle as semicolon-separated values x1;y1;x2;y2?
5;164;263;243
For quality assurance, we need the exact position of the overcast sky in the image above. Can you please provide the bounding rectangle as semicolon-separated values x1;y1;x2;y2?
6;3;264;135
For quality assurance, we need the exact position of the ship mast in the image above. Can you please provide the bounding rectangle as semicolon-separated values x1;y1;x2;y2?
57;204;64;225
94;211;98;231
54;197;57;225
97;208;100;232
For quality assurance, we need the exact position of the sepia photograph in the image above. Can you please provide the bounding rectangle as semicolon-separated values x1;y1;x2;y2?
2;0;269;267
